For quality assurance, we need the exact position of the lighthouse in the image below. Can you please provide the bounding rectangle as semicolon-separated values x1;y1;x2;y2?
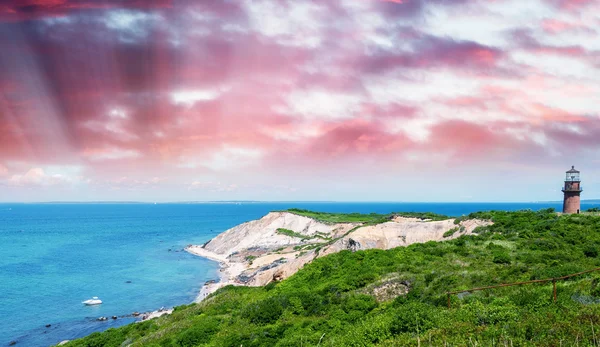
562;166;582;214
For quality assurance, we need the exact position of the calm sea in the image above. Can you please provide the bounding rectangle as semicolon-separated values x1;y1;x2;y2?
1;201;598;347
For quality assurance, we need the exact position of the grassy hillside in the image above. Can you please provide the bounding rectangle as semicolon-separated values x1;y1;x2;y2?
63;208;600;346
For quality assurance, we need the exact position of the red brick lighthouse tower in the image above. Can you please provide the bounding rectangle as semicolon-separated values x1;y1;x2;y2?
562;166;582;214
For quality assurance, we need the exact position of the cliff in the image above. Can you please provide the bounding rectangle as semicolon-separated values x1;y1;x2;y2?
186;211;491;300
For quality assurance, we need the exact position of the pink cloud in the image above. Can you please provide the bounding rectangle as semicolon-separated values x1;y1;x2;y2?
300;118;414;159
511;28;598;64
0;0;172;21
541;18;595;35
545;0;597;11
0;164;7;177
362;35;506;75
1;0;600;201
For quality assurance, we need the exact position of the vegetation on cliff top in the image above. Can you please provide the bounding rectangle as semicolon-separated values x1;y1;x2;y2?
63;208;600;346
285;208;450;224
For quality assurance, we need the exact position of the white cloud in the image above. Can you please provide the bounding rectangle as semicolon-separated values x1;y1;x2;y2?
109;108;128;119
178;146;263;171
103;10;163;43
422;0;551;48
84;108;138;141
83;147;141;161
205;147;263;171
170;88;224;107
260;123;323;141
42;17;74;26
7;167;85;187
281;89;363;120
245;0;325;48
387;117;438;142
365;71;481;105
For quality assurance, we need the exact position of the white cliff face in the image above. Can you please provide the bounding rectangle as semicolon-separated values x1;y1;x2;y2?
320;217;490;257
187;212;492;300
201;211;359;256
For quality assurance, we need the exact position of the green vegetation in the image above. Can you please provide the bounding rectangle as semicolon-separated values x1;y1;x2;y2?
443;227;459;238
64;208;600;346
293;244;321;252
395;211;451;221
276;228;308;239
285;209;392;224
285;209;450;224
276;229;331;243
314;231;332;240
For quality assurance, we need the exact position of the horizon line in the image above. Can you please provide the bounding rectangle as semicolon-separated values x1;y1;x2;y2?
1;200;599;204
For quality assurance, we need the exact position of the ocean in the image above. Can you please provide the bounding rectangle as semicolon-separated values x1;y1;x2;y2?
1;201;599;347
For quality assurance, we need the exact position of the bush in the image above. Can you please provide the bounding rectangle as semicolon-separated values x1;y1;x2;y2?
492;252;511;264
341;294;378;315
174;317;220;347
584;245;598;258
444;227;459;238
390;302;439;334
243;297;285;324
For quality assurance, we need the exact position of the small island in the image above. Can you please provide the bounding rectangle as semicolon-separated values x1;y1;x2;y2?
62;208;600;346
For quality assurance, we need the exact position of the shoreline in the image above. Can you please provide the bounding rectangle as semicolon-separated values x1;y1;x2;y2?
185;245;247;302
48;248;221;345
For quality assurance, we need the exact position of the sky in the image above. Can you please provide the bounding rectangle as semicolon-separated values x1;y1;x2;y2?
0;0;599;202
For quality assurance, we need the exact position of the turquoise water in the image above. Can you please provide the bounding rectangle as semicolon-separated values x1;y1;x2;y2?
1;201;599;346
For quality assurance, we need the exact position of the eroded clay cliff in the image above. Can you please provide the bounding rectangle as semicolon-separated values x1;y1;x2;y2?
187;212;492;299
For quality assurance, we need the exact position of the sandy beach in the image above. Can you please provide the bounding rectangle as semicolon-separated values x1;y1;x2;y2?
185;245;247;302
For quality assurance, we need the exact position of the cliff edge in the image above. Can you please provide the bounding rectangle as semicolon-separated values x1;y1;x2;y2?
186;211;491;301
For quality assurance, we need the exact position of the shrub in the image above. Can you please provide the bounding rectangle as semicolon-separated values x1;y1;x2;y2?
492;252;511;264
444;227;459;238
341;294;378;315
174;317;220;347
584;245;598;258
243;297;285;324
276;228;307;239
390;302;439;335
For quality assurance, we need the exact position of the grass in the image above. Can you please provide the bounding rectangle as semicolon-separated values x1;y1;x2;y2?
276;228;309;239
63;207;600;346
285;208;450;224
276;228;331;242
